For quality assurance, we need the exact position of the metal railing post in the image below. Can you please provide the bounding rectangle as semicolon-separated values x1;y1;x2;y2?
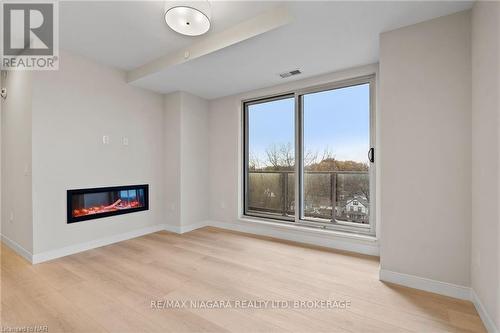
282;172;288;216
330;172;336;222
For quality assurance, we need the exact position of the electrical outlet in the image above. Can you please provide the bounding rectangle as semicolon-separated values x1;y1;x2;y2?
102;135;110;145
9;211;14;223
122;137;129;146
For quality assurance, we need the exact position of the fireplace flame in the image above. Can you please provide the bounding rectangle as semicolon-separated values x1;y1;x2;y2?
72;199;141;217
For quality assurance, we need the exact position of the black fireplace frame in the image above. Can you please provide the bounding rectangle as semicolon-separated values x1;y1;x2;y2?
67;184;149;223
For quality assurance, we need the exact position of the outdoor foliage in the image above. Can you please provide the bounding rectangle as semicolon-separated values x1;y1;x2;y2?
248;143;370;223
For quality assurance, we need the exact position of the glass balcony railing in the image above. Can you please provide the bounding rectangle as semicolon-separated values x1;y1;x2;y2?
247;170;369;224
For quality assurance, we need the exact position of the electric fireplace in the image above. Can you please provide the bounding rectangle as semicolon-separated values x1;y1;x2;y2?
67;184;149;223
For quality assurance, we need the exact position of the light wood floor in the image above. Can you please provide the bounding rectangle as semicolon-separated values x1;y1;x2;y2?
1;227;486;333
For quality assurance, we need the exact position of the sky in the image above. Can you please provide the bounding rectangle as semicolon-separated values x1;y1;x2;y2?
248;83;370;166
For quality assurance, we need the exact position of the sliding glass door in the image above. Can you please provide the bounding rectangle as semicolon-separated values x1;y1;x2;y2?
243;75;375;234
244;95;295;220
301;82;372;230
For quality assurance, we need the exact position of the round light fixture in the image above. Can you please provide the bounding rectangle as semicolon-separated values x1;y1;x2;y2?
165;5;210;36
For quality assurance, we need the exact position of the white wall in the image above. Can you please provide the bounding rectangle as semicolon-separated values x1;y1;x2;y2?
163;91;209;231
164;92;182;230
180;92;209;228
471;1;500;330
379;11;471;286
1;70;33;254
1;52;210;257
208;64;380;255
31;50;166;254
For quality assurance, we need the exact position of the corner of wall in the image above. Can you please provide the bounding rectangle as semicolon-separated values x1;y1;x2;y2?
163;91;210;230
1;69;34;254
471;1;500;331
163;91;182;229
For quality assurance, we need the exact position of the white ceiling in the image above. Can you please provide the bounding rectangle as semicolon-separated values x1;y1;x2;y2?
60;1;279;70
60;1;473;99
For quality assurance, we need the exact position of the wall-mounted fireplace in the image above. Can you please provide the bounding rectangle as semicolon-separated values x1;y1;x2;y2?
67;184;149;223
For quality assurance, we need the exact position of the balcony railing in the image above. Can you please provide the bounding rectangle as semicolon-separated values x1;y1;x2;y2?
247;170;369;224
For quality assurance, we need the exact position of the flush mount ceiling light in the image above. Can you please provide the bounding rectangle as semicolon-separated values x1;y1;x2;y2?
164;2;211;36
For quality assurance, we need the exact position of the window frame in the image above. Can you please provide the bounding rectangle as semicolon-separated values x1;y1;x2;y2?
243;94;296;222
242;74;376;235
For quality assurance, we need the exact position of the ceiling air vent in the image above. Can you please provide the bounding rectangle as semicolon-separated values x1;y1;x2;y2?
279;69;302;79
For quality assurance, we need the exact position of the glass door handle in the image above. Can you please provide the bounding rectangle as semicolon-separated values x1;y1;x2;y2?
368;148;375;163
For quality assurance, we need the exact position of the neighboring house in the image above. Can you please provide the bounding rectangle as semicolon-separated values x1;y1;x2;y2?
345;196;369;215
334;195;369;224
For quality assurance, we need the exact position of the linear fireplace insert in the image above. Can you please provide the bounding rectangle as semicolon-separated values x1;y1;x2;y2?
67;184;149;223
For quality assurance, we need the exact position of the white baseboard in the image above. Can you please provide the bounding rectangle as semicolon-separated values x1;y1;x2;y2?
163;224;182;234
14;217;377;264
379;269;471;300
1;234;33;263
30;222;209;264
3;219;378;265
3;220;378;263
181;221;208;233
379;270;499;332
471;289;499;333
32;224;167;264
163;221;208;234
206;219;379;256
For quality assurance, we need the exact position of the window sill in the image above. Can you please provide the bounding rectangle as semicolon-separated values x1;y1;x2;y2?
238;215;378;243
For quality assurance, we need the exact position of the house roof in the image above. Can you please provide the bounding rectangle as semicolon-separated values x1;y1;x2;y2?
345;196;369;208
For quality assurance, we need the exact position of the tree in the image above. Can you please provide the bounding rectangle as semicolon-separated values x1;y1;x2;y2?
249;151;261;170
279;142;294;168
304;149;319;168
264;143;294;170
255;143;368;172
265;144;284;170
307;157;368;172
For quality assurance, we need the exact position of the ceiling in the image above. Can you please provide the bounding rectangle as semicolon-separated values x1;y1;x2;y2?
60;1;279;70
60;1;473;99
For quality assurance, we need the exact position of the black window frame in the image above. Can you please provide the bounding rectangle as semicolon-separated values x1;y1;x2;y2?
242;74;376;235
243;94;295;222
